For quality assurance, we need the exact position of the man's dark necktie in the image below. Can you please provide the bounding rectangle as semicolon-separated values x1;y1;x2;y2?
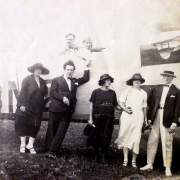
67;77;72;80
164;84;170;87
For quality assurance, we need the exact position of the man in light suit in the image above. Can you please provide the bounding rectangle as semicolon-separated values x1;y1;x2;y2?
45;60;91;158
140;70;180;176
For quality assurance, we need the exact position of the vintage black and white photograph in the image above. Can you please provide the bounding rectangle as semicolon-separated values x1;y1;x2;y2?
0;0;180;179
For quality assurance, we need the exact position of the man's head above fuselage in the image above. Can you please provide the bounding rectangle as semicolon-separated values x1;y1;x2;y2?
65;33;75;48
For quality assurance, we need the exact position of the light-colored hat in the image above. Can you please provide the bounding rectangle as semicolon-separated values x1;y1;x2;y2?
83;37;92;43
160;70;176;77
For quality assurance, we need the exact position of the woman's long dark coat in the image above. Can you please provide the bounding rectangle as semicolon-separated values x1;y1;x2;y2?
17;74;48;112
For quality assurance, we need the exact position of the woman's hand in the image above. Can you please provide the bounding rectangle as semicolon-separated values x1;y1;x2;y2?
124;107;132;114
88;120;93;124
20;106;26;112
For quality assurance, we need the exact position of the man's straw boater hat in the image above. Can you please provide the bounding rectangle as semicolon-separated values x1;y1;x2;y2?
160;70;176;78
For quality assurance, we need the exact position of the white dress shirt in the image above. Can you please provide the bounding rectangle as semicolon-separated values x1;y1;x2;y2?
63;75;71;91
159;83;172;107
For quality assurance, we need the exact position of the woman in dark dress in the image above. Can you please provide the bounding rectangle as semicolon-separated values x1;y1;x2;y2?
15;63;49;154
87;74;121;163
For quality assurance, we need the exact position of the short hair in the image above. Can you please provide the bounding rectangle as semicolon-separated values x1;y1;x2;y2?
65;33;75;39
63;60;76;70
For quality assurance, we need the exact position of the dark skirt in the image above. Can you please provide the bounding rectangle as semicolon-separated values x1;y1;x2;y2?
86;114;114;150
15;108;42;138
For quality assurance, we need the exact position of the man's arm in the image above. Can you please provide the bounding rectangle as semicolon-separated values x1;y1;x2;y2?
173;90;180;123
76;70;90;86
76;60;91;86
169;90;180;133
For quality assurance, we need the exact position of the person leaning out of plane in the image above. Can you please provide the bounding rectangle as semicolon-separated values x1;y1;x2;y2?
15;63;49;154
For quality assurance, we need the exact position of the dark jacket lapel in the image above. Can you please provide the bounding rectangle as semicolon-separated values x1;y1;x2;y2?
61;76;70;91
166;84;176;98
71;80;75;91
156;85;163;104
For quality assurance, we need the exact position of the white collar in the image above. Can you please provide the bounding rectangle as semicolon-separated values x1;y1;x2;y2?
63;75;72;80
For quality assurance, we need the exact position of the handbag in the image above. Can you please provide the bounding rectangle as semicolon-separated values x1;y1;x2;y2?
142;122;152;133
83;124;96;136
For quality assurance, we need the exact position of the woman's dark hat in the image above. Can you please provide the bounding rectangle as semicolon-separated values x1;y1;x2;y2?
27;63;49;75
126;73;145;86
98;74;114;84
160;70;176;77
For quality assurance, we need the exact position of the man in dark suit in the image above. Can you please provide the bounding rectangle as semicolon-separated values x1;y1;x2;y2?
45;60;91;158
140;70;180;176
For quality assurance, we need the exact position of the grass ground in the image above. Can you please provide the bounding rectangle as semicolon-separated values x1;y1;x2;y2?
0;120;180;180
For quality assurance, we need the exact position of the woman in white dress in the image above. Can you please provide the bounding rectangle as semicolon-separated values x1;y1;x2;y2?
115;74;147;168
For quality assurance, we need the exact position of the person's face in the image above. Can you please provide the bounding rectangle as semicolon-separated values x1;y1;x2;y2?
64;65;75;78
163;75;173;84
84;41;92;50
104;78;112;87
34;68;42;77
66;35;75;47
133;80;141;87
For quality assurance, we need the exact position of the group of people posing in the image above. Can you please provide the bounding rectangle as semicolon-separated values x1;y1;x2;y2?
15;35;180;178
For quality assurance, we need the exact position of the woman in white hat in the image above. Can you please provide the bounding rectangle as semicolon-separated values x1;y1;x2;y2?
15;63;49;154
115;74;147;168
